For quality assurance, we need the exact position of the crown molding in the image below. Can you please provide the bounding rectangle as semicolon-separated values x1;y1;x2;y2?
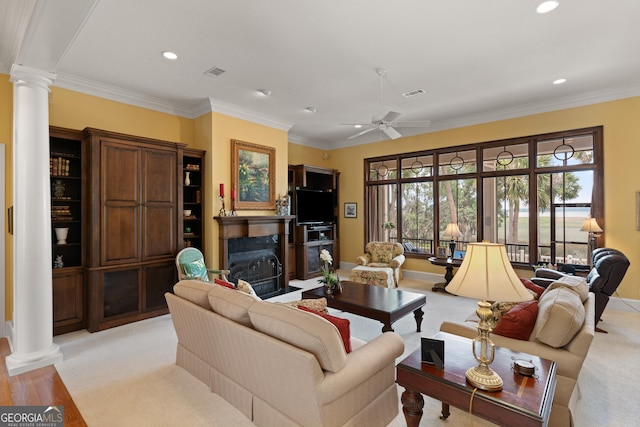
55;73;198;118
194;98;294;132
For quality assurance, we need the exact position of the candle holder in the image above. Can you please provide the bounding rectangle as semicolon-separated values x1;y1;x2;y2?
219;196;227;217
230;196;237;216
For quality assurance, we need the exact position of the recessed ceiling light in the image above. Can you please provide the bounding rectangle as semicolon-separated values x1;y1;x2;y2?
258;89;272;97
305;107;317;113
161;51;178;60
537;1;559;14
553;78;567;85
354;125;362;128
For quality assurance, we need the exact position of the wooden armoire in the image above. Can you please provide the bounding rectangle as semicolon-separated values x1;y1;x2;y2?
84;128;185;332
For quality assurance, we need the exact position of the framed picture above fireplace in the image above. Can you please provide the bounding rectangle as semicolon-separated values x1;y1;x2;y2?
231;139;276;210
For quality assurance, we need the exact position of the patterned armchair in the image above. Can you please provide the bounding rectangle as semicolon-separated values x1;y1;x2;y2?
175;247;230;282
350;242;405;288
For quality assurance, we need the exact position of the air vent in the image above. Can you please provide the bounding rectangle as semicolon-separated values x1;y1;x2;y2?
204;66;226;77
402;89;425;98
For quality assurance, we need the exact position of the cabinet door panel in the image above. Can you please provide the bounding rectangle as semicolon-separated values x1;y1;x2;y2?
143;149;176;204
103;268;140;318
102;205;140;264
143;148;176;259
53;270;83;324
144;262;177;310
102;142;140;202
143;205;175;258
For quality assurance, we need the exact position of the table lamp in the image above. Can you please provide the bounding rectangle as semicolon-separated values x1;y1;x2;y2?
580;216;602;264
441;223;463;259
445;242;533;391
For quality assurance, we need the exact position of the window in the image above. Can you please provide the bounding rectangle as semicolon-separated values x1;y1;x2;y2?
364;126;603;266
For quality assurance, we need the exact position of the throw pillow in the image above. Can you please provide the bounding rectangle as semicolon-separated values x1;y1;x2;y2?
297;305;352;353
543;275;589;302
492;300;539;340
214;278;236;289
281;298;328;313
237;279;259;298
488;301;519;329
181;258;209;281
520;277;545;299
534;287;585;348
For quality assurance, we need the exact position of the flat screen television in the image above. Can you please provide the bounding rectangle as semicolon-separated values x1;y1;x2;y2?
295;188;334;225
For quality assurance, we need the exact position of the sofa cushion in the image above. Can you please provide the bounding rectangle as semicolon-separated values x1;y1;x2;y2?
207;285;258;328
173;280;215;309
492;300;538;340
544;275;589;302
534;287;585;348
248;301;347;373
298;305;352;353
520;277;545;299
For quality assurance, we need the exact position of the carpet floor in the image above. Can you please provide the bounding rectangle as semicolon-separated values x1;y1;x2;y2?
54;272;640;426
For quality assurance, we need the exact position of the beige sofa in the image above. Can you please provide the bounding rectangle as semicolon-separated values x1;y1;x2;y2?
165;280;404;427
440;279;595;427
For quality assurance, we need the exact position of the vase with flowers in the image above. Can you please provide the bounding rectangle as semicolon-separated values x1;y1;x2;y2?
318;249;341;295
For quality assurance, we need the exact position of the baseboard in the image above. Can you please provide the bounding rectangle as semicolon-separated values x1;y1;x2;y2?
605;294;640;313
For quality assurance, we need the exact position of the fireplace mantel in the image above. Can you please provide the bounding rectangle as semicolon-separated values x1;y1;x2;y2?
215;215;295;291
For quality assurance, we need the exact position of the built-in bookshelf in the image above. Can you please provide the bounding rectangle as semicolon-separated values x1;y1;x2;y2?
182;149;205;252
50;127;86;335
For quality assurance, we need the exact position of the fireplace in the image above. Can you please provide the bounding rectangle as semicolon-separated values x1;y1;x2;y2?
215;215;294;298
227;237;282;297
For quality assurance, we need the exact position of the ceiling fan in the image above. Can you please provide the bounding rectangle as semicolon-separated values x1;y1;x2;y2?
343;68;431;140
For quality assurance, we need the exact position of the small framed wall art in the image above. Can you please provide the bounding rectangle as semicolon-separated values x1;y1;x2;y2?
344;202;357;218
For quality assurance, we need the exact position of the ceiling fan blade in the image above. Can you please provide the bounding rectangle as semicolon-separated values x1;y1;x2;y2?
392;120;432;128
348;127;376;140
382;126;402;140
382;111;402;123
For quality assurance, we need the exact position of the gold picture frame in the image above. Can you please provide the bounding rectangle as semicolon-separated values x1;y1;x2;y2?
231;139;276;210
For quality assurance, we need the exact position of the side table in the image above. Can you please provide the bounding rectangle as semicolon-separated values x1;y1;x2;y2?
396;332;556;427
428;257;462;292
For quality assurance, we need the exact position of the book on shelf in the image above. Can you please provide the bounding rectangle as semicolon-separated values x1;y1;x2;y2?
50;157;70;176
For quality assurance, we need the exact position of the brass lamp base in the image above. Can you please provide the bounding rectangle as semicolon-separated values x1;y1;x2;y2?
466;365;503;392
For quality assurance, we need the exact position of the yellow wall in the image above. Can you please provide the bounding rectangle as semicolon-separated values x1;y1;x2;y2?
330;96;640;300
195;112;290;268
49;87;195;144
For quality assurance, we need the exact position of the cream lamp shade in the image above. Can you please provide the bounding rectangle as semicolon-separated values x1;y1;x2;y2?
441;223;463;239
580;217;603;233
445;241;532;391
445;242;532;302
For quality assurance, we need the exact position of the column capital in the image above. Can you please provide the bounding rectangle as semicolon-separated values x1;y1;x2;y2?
10;63;57;89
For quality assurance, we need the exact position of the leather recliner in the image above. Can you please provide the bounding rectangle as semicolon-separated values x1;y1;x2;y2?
532;247;630;331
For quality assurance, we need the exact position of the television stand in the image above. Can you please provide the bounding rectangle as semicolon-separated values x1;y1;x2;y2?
295;223;337;279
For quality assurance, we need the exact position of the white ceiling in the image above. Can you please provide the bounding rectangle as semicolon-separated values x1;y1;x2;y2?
2;0;640;149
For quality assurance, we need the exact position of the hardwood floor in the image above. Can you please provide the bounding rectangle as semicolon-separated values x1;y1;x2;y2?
1;338;86;426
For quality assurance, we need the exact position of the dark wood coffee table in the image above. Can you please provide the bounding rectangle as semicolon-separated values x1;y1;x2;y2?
397;332;556;427
301;281;426;333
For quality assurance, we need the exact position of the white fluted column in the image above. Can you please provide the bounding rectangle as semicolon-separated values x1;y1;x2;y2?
6;64;63;376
